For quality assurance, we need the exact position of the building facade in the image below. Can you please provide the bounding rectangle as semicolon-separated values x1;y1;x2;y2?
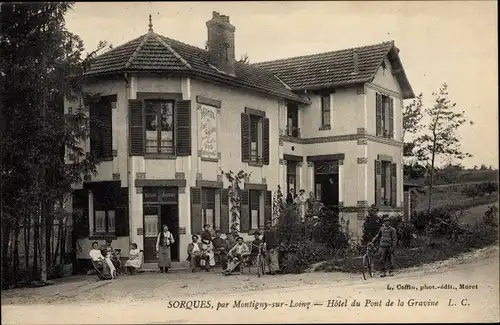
66;12;414;264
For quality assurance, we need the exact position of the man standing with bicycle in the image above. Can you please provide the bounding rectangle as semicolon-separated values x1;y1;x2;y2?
371;216;397;277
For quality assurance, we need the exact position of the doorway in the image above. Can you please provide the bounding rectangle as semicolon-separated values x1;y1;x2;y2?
160;204;179;262
143;204;180;263
314;160;340;215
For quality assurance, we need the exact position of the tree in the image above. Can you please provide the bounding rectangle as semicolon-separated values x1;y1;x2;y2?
1;2;102;287
402;93;424;177
239;53;250;64
413;83;473;213
480;164;488;170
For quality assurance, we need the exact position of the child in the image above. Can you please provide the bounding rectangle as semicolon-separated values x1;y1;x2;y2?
250;232;263;262
371;216;397;277
104;247;117;279
124;243;141;275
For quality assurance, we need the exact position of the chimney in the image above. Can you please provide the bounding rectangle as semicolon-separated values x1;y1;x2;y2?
206;11;236;75
352;49;359;74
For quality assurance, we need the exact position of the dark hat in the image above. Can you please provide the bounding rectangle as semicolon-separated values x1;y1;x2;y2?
382;216;390;222
236;236;244;241
226;232;233;236
192;234;199;240
299;189;305;193
203;224;211;228
265;220;272;225
253;231;261;235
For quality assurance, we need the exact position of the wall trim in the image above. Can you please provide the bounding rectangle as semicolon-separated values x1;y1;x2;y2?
244;183;267;191
283;154;304;162
377;154;393;162
281;132;403;148
245;107;266;117
196;95;221;108
135;179;186;187
196;180;223;188
307;153;345;162
136;92;183;101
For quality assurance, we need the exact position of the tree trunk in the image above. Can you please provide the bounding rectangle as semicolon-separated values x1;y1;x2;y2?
32;214;39;280
2;224;11;287
24;212;30;271
13;221;21;284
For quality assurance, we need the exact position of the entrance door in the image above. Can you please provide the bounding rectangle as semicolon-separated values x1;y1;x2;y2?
160;204;179;262
143;205;160;263
315;173;339;214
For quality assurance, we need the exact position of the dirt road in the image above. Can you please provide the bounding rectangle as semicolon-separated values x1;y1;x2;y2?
2;246;499;324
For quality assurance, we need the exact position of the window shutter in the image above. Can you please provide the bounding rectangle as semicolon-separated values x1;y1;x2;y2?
175;100;191;156
129;99;145;156
89;103;101;158
375;160;382;206
115;187;129;236
220;188;230;233
240;189;250;232
388;98;394;139
391;163;397;207
264;190;272;224
376;93;382;136
262;117;270;165
190;187;202;234
241;113;251;162
100;100;113;158
72;189;89;238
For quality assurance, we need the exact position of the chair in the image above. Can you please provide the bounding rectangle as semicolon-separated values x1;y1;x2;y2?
91;259;112;281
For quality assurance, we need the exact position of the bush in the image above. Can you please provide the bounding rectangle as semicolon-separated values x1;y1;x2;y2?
390;215;416;248
362;205;380;244
483;205;498;226
480;181;499;196
278;240;332;273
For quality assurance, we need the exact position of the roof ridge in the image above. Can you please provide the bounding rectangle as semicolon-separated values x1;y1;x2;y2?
153;33;192;70
124;33;150;69
92;34;145;61
253;40;395;66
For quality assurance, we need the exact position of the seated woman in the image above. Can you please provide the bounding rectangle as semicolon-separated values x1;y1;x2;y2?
223;236;250;275
89;242;113;279
187;235;202;272
124;243;141;275
103;239;121;273
200;239;215;271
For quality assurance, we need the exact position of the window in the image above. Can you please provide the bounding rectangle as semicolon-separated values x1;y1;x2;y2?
89;96;114;160
145;100;174;154
380;161;391;205
202;188;219;229
287;104;300;137
94;210;115;234
249;190;264;229
376;94;393;138
286;161;297;194
250;115;262;162
320;95;330;127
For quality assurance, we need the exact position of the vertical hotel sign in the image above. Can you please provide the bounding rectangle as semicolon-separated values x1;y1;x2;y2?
198;104;218;160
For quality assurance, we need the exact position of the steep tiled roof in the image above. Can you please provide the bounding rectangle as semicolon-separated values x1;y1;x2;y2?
84;31;309;103
253;41;415;99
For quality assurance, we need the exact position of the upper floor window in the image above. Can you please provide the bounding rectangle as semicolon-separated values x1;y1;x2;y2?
145;100;174;154
241;109;270;165
286;104;300;138
376;93;394;138
320;95;331;127
89;95;115;160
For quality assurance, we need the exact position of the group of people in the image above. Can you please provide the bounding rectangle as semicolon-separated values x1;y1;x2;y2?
286;189;324;222
187;221;280;275
89;240;142;279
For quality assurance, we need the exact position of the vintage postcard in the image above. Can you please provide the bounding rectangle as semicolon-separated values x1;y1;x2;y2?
1;1;498;324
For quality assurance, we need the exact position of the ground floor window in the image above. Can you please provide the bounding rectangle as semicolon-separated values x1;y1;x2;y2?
287;161;297;194
250;189;264;229
94;210;115;234
202;188;220;229
381;161;391;205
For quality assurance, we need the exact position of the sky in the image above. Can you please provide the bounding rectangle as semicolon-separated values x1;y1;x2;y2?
65;1;498;168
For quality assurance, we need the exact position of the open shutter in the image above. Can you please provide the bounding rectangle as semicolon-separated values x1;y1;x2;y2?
264;190;272;225
100;99;113;158
376;93;382;136
262;117;270;165
129;99;144;156
241;113;251;162
388;98;394;139
175;100;191;156
391;163;397;207
89;103;101;158
240;189;250;232
375;160;382;206
220;188;229;233
190;187;202;234
115;187;129;236
72;189;89;238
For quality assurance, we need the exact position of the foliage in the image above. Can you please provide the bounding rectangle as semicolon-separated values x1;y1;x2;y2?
0;2;107;287
483;205;498;226
461;184;482;201
220;169;250;232
479;181;498;196
412;83;473;212
278;240;332;274
238;53;250;64
272;185;285;225
361;205;380;244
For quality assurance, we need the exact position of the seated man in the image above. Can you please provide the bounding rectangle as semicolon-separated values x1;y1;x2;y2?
223;236;250;275
187;235;202;273
211;230;226;266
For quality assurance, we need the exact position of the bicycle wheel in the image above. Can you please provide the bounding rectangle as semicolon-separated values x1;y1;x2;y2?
257;255;262;278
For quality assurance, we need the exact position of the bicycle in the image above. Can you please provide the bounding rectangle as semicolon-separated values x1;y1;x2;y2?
362;243;377;280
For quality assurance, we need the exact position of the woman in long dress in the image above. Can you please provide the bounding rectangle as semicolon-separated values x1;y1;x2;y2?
156;225;175;273
200;239;216;271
